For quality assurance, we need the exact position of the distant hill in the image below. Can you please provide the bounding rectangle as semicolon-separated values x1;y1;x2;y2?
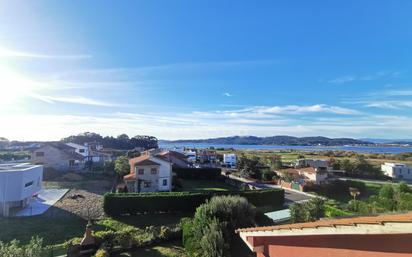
360;138;412;145
160;136;372;146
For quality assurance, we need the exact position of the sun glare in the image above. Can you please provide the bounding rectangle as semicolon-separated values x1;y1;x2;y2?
0;65;41;106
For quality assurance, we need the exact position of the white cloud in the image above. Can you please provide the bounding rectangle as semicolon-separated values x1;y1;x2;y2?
29;93;123;107
364;101;412;109
328;76;356;84
328;71;401;84
0;47;92;60
223;92;232;97
2;111;412;141
238;104;358;115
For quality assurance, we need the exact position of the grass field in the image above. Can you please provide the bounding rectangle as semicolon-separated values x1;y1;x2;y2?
181;179;236;191
0;215;86;245
0;212;190;246
116;241;187;257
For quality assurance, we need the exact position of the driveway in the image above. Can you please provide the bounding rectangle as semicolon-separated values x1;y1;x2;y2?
14;189;69;217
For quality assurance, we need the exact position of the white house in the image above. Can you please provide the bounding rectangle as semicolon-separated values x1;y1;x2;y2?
65;142;89;158
124;153;172;192
381;163;412;180
185;150;197;163
0;163;43;217
223;153;237;168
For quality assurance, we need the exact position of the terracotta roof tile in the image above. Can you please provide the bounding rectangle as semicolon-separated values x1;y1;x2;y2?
124;173;136;180
237;212;412;233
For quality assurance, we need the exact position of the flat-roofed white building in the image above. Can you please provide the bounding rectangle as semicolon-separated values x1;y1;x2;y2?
224;153;237;167
0;163;43;217
381;162;412;180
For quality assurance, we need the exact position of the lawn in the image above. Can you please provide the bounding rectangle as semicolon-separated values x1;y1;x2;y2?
0;215;86;245
0;212;190;246
181;179;236;191
115;241;187;257
98;213;189;230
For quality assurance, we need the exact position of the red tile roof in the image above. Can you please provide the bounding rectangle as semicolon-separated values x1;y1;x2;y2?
123;173;136;180
237;211;412;233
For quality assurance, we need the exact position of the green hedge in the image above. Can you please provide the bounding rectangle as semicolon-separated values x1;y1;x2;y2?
173;168;221;180
103;189;284;216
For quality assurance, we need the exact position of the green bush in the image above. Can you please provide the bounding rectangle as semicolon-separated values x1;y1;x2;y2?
103;189;284;216
173;168;221;180
290;198;325;223
324;205;353;218
0;236;46;257
183;196;255;257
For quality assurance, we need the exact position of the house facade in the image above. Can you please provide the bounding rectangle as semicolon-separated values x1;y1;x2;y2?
30;143;85;171
124;154;172;192
295;158;329;169
223;153;237;168
157;150;190;168
198;149;218;164
279;167;328;185
238;211;412;257
381;162;412;180
0;163;43;217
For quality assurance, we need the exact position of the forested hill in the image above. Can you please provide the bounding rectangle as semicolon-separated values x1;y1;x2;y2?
160;136;372;146
61;132;158;150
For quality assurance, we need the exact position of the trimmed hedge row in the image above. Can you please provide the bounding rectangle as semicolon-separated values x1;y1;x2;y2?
173;168;221;180
103;189;284;216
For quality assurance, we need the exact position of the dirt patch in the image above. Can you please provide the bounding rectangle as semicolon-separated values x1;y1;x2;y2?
49;189;105;219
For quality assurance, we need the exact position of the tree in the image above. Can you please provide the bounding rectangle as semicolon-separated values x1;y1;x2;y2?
329;158;341;170
379;184;395;199
182;195;256;257
289;198;325;223
200;219;227;257
398;181;410;193
114;156;130;178
0;236;45;257
289;203;306;223
238;156;261;179
263;155;283;170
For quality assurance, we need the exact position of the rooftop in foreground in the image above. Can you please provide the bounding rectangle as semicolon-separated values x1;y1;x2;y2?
0;163;42;172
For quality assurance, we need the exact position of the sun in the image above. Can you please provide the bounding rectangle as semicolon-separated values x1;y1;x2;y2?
0;65;42;106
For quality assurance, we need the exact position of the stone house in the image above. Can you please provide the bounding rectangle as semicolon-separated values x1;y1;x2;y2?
30;143;85;171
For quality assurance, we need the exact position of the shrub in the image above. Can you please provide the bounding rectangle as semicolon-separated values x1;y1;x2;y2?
289;198;325;223
0;236;46;257
103;189;284;216
324;205;353;218
183;196;256;257
173;168;221;180
93;248;109;257
199;218;228;257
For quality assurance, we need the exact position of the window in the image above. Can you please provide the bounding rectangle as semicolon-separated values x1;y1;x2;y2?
151;168;157;174
138;169;144;175
36;152;44;157
144;181;151;188
162;179;168;186
79;149;85;153
25;181;33;187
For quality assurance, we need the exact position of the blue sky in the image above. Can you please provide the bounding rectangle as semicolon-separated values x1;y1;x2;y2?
0;0;412;140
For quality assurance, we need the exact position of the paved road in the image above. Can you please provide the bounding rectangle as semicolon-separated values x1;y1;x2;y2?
225;173;313;204
338;177;412;186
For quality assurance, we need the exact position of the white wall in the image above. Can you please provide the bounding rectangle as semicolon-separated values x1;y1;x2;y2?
0;165;43;203
151;157;172;191
65;143;89;157
224;154;237;165
382;163;412;180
